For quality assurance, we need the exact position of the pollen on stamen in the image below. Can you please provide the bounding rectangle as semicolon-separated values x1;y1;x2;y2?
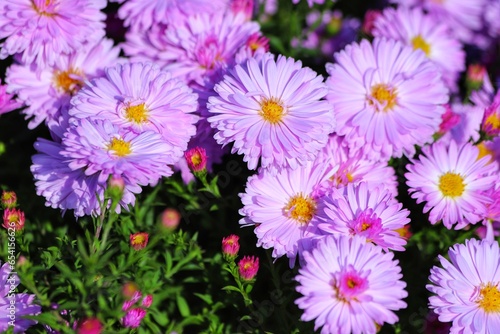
125;103;149;124
260;98;285;124
54;69;84;95
438;172;465;197
369;84;397;112
476;283;500;313
108;137;132;157
284;193;317;225
411;35;431;56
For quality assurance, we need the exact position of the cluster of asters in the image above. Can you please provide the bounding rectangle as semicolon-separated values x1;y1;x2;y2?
1;0;500;333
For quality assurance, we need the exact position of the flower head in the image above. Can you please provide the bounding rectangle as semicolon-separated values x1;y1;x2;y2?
406;140;498;229
160;208;181;230
2;208;25;231
76;317;103;334
427;238;500;333
0;263;41;333
466;64;487;91
483;95;500;137
141;295;153;308
326;38;448;160
130;232;149;250
295;235;407;334
0;0;106;67
185;147;207;173
1;190;17;209
238;256;259;280
209;52;335;173
222;234;240;259
122;308;147;328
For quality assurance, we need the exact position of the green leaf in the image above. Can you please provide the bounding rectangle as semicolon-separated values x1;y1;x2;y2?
176;294;191;317
221;285;241;293
193;293;213;305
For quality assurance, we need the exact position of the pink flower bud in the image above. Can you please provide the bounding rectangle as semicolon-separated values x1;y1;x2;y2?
184;147;207;173
361;10;381;36
238;255;259;281
161;208;181;230
466;64;486;89
130;232;149;250
107;174;125;201
222;234;240;259
77;318;103;334
1;190;17;208
141;294;153;308
2;208;25;231
122;308;147;328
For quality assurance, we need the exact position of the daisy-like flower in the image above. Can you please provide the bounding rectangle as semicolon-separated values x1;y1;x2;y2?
60;118;175;186
238;256;259;280
316;134;398;197
0;262;41;333
326;38;448;160
427;238;500;333
69;62;198;162
122;308;147;328
405;140;498;230
391;0;488;47
239;159;334;267
315;182;410;251
208;52;335;173
0;0;106;67
372;7;465;92
295;234;408;334
6;38;121;129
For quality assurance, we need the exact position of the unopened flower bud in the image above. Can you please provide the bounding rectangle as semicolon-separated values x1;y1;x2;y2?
77;317;103;334
222;234;240;260
185;147;207;173
2;208;25;231
238;256;259;281
1;190;17;209
160;208;181;230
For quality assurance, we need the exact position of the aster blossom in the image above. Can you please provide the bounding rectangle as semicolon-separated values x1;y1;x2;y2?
295;234;408;334
0;0;106;67
0;262;41;333
69;62;199;162
326;37;448;160
239;159;334;267
6;38;121;129
208;52;335;173
405;140;498;230
427;238;500;333
372;7;465;92
315;182;410;251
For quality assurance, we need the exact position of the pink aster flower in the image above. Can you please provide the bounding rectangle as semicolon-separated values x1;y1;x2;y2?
427;238;500;333
0;80;21;115
373;7;465;92
405;140;498;230
222;234;240;259
0;262;41;333
60;118;175;186
185;147;207;173
315;182;410;251
316;134;398;197
130;232;149;250
391;0;488;47
239;159;334;266
69;62;198;162
2;208;25;231
238;255;259;280
482;93;500;137
6;38;121;129
295;235;408;334
208;52;335;173
1;190;17;209
326;38;448;160
122;308;146;328
0;0;106;68
76;317;103;334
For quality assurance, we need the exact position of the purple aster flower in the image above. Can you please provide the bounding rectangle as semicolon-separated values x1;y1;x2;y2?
437;102;483;146
315;182;410;251
0;80;21;115
427;238;500;333
373;7;465;92
291;0;325;7
60;118;175;187
316;134;398;197
122;308;146;328
69;62;199;162
208;52;335;173
326;38;448;160
0;262;41;333
295;234;408;334
239;159;335;267
0;0;106;67
405;140;498;230
6;38;121;129
482;92;500;137
391;0;488;47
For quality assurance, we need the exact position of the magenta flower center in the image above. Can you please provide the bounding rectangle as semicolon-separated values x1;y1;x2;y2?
348;208;383;241
108;137;132;157
474;282;500;313
284;194;317;225
125;103;149;124
260;98;284;124
198;35;224;71
369;84;397;112
333;268;369;302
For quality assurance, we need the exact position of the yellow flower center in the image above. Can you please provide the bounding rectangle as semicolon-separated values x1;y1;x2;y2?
369;84;397;112
132;235;146;245
476;142;494;164
32;0;55;17
125;103;148;124
54;69;83;95
411;35;431;56
438;172;465;197
284;194;317;224
8;213;19;223
259;98;284;124
108;138;131;157
485;113;500;131
476;283;500;313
